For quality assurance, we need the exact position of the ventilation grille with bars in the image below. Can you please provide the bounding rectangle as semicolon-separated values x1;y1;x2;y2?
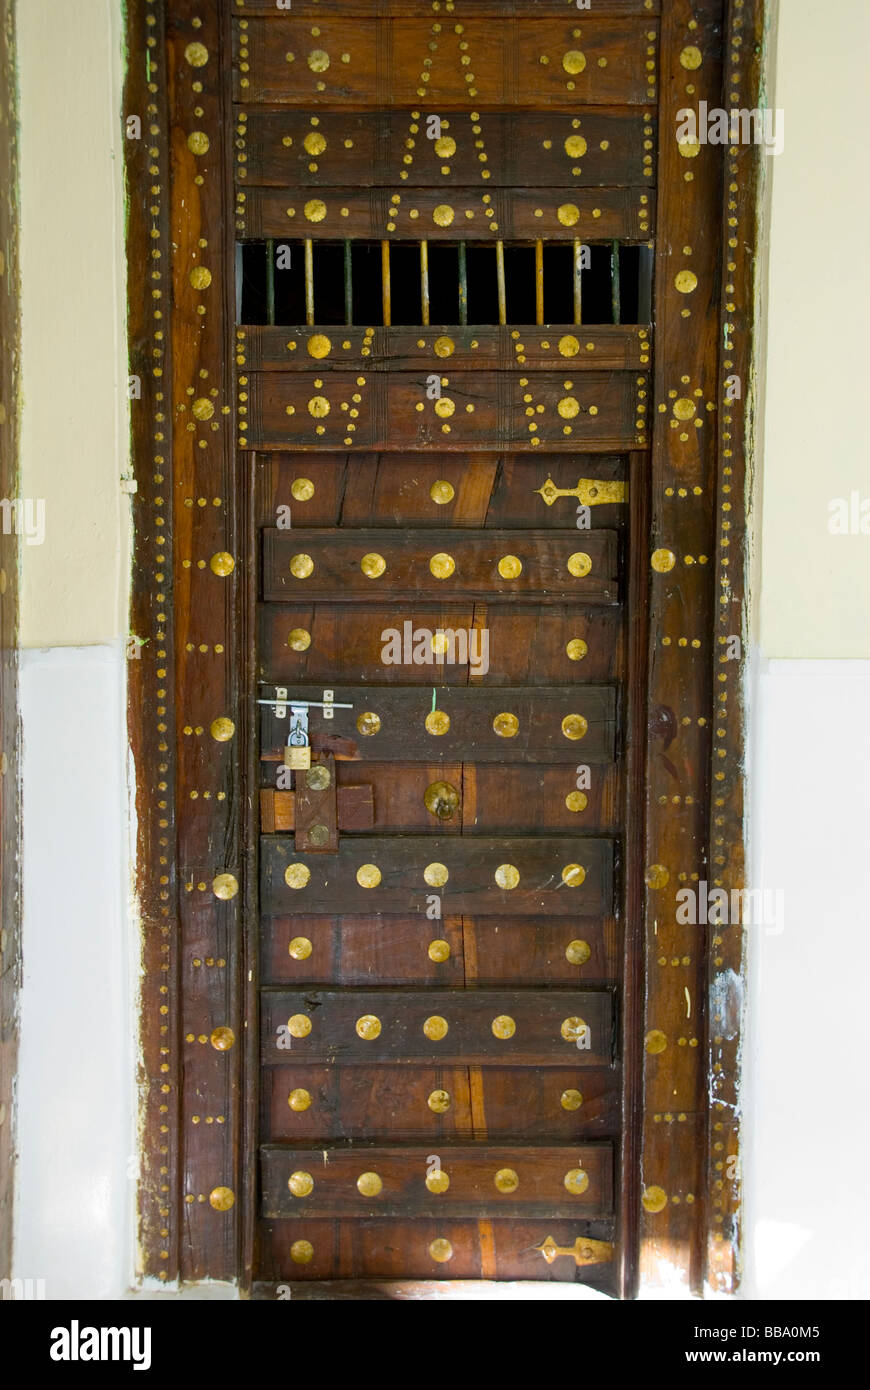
239;238;653;328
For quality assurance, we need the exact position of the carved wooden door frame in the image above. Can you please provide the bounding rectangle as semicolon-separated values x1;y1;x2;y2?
124;0;764;1297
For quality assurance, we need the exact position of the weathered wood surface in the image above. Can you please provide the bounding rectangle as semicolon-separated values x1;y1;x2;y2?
262;834;614;915
235;1;660;15
255;453;630;529
239;186;651;240
233;17;659;108
263;1063;621;1142
242;331;648;375
261;1143;614;1218
262;913;619;987
244;372;645;452
263;529;618;600
259;602;623;685
257;1219;616;1285
259;684;616;761
238;110;655;188
261;988;615;1065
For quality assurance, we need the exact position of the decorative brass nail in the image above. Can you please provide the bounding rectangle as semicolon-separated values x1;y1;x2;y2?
565;939;591;964
495;864;519;890
288;1171;314;1197
424;780;460;819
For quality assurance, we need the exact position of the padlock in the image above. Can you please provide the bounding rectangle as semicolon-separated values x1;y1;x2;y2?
284;703;311;770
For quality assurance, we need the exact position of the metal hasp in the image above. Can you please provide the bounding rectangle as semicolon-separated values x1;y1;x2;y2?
535;1235;614;1267
535;477;628;507
256;686;354;772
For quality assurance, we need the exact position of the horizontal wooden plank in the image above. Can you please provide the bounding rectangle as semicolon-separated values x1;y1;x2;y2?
239;327;649;374
261;763;619;836
262;913;618;987
261;988;615;1064
243;371;646;453
261;1143;614;1218
257;1218;616;1287
259;602;623;684
237;110;655;188
263;895;619;974
260;785;375;833
238;185;651;241
255;453;630;529
263;529;617;602
233;18;658;108
262;834;614;916
263;1064;620;1142
234;2;659;16
259;683;616;762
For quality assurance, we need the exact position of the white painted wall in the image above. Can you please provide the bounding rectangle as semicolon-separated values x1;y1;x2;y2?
739;0;870;1301
743;661;870;1300
16;645;134;1300
12;0;135;1298
9;0;870;1301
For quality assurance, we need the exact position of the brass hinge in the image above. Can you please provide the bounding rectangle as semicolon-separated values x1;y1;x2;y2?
536;477;628;507
535;1235;614;1267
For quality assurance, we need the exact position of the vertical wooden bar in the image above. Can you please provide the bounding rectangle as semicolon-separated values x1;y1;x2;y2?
265;238;275;327
704;0;766;1298
343;239;353;326
641;0;724;1297
573;238;583;325
125;0;181;1285
458;242;468;326
495;240;506;326
304;239;314;326
611;240;621;326
420;240;430;326
637;245;654;326
534;239;544;326
381;239;391;327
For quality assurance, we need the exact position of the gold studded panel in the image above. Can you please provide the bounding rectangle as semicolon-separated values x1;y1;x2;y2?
233;17;658;108
261;1144;614;1219
239;110;654;187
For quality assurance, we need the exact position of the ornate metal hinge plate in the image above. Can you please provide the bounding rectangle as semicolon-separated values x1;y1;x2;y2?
536;477;628;507
535;1235;614;1267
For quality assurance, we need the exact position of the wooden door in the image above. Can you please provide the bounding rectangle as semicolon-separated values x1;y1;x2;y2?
127;0;759;1297
254;452;636;1288
242;5;653;1295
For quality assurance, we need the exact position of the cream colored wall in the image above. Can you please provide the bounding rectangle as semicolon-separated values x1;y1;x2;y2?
18;0;129;648
14;0;136;1296
759;0;870;658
